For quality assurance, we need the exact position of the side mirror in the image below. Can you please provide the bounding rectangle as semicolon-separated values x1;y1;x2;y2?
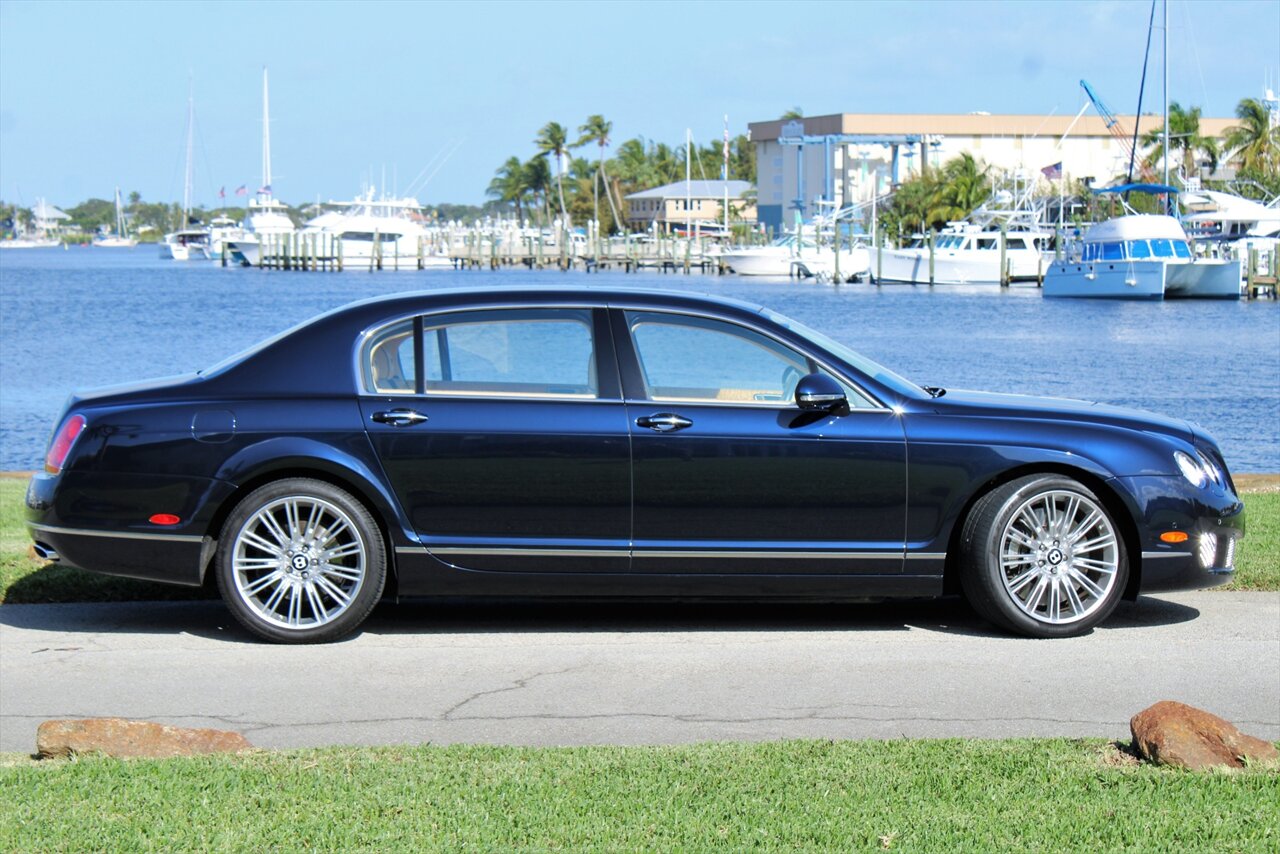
795;373;849;414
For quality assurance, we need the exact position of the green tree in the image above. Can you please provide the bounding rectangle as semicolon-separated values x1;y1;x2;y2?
780;107;803;120
927;153;991;225
1141;102;1220;178
487;156;526;220
522;156;553;225
576;114;624;233
1224;97;1279;176
534;121;571;220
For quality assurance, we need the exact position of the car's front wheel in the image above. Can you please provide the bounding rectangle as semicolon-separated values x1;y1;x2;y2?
215;478;386;643
959;474;1128;638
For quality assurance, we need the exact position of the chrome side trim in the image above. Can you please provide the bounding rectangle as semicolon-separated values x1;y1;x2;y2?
429;547;630;558
1141;551;1194;560
635;550;901;560
26;522;204;544
400;545;938;561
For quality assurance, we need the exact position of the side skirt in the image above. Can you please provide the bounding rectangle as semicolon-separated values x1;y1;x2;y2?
393;549;944;599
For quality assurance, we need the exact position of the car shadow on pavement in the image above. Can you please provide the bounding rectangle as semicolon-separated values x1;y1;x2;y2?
0;594;1201;643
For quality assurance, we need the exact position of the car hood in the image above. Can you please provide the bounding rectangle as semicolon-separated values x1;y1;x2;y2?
927;389;1194;443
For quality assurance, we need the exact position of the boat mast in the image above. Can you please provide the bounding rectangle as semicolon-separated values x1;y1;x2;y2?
1162;0;1169;211
183;87;194;224
262;67;272;200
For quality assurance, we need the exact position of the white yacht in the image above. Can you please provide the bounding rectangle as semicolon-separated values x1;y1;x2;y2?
158;228;211;261
202;214;244;261
1044;214;1241;299
872;225;1050;284
298;192;434;268
720;236;809;276
871;190;1053;285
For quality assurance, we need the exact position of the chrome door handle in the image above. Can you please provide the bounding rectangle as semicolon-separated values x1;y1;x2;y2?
636;413;693;433
371;409;428;427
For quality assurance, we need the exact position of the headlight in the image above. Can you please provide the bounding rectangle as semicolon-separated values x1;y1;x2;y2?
1195;449;1223;488
1174;451;1207;488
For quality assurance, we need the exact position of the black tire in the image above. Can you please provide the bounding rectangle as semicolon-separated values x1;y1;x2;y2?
959;474;1128;638
215;478;386;644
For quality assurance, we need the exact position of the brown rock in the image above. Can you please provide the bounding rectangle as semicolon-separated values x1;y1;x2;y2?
1130;700;1279;770
36;718;252;759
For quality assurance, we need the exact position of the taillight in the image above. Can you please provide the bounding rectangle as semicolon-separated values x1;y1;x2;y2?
44;414;86;474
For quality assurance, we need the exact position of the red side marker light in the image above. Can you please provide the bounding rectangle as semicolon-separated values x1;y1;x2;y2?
149;514;181;526
44;414;86;474
1159;531;1189;544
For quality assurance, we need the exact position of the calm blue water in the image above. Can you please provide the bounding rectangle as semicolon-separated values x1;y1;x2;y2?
2;246;1277;471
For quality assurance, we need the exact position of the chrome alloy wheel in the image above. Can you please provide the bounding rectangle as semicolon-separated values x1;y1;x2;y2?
230;495;367;630
997;489;1120;625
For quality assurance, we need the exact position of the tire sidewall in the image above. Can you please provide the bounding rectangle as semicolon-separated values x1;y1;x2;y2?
968;475;1129;638
216;478;386;644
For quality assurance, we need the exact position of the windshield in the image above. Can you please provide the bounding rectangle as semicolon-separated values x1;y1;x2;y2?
759;308;926;399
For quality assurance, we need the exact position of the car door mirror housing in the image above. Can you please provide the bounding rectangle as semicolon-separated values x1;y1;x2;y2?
795;373;849;414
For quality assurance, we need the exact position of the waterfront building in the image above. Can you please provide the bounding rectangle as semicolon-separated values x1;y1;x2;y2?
31;199;71;236
748;113;1234;232
624;179;756;233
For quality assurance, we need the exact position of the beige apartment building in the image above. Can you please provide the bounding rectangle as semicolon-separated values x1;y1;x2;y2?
749;112;1235;231
625;180;756;232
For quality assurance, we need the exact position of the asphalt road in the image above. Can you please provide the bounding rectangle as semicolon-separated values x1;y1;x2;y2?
2;592;1276;753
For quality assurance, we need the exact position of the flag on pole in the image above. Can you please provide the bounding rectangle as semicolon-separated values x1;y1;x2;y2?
235;185;248;196
219;186;226;199
1041;162;1063;180
258;184;272;194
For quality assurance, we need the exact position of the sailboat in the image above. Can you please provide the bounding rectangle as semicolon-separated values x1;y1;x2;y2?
226;68;296;266
159;91;211;261
92;188;137;247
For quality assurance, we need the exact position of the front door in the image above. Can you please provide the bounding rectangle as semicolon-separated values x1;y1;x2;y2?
360;307;631;572
615;309;907;574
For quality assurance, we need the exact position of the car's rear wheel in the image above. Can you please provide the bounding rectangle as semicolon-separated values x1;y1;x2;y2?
215;478;386;643
959;474;1128;638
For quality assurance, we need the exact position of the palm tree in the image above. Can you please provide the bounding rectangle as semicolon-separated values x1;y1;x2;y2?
521;156;552;225
534;121;571;220
1141;102;1220;178
780;107;803;120
1224;97;1280;176
927;153;991;225
486;156;525;220
576;114;624;233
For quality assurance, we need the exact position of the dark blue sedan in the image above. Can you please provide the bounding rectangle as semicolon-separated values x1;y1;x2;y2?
26;288;1245;642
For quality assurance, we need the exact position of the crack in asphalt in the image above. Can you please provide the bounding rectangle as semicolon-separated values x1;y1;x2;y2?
438;666;585;721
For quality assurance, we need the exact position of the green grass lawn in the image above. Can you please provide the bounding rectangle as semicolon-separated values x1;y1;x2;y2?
2;740;1276;851
2;477;1277;603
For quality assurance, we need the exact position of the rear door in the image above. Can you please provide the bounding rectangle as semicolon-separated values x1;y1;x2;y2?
360;307;631;572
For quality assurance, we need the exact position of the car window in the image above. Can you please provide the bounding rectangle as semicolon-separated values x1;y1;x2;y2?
363;319;416;394
626;311;872;408
423;310;597;398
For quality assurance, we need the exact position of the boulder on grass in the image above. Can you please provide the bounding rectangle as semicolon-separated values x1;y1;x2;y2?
37;718;252;759
1130;701;1278;770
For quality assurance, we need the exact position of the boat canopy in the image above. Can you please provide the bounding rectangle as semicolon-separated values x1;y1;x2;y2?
1092;183;1180;196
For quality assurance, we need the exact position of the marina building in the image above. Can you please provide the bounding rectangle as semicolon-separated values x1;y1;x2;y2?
748;113;1235;232
624;179;755;232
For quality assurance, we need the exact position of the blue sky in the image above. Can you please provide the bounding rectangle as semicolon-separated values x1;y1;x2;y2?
1;0;1276;208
